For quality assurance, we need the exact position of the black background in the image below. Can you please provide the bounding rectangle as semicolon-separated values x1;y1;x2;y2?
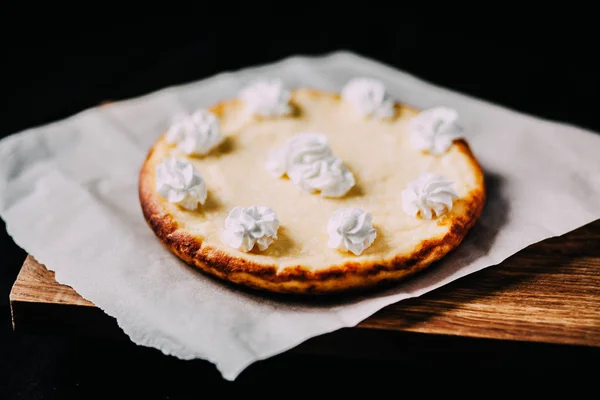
2;10;599;397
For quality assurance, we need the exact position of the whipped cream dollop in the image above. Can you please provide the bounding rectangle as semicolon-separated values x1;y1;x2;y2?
266;132;333;177
266;132;355;198
223;206;280;252
410;106;463;155
239;78;292;117
165;109;224;156
156;157;207;210
289;157;356;198
327;208;377;256
401;173;458;219
341;77;395;119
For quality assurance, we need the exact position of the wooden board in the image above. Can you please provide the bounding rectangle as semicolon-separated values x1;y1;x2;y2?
10;219;600;349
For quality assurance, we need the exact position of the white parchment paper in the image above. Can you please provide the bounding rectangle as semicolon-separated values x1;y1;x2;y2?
1;52;599;380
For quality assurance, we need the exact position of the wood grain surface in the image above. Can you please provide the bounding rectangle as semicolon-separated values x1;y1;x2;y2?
10;219;600;348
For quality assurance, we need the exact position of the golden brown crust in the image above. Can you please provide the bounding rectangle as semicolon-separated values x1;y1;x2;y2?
139;93;486;295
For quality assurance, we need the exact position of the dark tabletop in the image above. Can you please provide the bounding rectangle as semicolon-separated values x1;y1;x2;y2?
1;10;599;397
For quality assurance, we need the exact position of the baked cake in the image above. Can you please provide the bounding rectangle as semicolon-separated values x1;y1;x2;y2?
139;77;485;294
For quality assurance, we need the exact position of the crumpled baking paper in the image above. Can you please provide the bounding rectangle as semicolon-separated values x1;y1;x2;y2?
1;52;599;380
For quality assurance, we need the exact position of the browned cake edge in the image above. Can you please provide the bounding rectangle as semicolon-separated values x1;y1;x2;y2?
138;94;486;295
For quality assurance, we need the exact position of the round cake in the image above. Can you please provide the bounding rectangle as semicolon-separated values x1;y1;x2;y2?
139;77;485;295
